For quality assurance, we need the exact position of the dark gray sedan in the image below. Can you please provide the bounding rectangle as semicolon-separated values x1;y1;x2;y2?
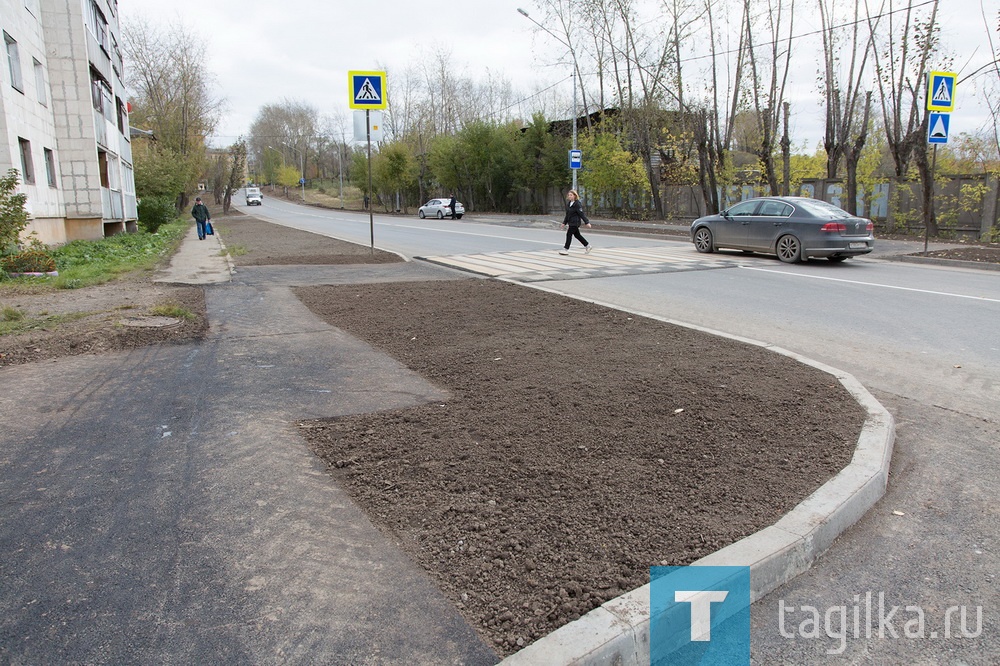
690;196;874;263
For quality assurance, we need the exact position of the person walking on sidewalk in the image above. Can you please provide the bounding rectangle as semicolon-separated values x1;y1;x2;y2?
192;197;211;240
560;189;592;255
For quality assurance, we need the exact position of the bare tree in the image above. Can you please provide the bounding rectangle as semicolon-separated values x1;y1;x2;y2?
124;17;221;208
818;0;875;213
247;100;318;186
743;0;796;195
223;139;247;214
867;0;941;232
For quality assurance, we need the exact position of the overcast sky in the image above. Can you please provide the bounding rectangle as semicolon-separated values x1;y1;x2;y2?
120;0;998;151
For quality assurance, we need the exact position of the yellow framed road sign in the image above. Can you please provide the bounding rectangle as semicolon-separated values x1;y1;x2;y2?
927;71;956;112
348;70;387;110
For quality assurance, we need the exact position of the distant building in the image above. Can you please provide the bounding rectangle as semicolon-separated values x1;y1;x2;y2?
1;0;136;245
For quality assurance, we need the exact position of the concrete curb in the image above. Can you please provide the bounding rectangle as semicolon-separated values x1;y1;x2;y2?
214;233;238;277
881;254;1000;272
498;286;895;666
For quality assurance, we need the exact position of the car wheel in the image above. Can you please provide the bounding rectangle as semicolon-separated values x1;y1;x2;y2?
776;234;802;263
418;210;425;219
693;227;714;253
828;256;848;263
456;214;463;219
436;211;444;219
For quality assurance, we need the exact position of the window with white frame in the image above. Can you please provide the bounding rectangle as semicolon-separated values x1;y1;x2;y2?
18;137;35;184
4;32;24;92
88;1;109;53
33;58;46;105
44;148;57;188
122;162;135;195
107;155;120;191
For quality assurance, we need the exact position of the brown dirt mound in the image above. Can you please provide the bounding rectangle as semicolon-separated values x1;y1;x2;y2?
912;245;1000;264
214;217;402;266
294;279;865;656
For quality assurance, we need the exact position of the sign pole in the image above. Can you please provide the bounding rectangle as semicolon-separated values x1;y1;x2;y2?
924;143;937;256
348;70;386;254
367;109;374;253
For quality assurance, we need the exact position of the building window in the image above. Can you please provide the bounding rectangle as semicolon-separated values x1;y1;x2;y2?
4;32;23;93
116;97;127;134
90;69;111;115
88;1;109;54
123;162;135;195
18;138;35;184
98;150;109;188
33;58;46;105
44;148;57;188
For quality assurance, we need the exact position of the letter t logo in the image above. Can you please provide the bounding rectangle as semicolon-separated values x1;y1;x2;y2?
675;590;730;641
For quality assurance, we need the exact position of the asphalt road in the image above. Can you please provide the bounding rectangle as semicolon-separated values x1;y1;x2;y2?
238;197;1000;663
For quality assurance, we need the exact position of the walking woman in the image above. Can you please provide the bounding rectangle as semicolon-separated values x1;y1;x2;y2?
559;189;592;255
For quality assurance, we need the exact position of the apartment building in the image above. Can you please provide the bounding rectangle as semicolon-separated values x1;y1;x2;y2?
1;0;136;245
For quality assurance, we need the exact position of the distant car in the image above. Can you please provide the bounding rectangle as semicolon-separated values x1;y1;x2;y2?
690;196;874;263
418;198;464;219
245;187;262;206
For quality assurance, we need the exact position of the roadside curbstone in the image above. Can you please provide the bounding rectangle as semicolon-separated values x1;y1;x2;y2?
499;283;896;666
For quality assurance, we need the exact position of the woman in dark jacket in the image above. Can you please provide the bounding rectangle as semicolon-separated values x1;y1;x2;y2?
560;189;592;255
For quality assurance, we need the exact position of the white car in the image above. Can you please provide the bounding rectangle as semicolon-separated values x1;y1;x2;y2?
245;187;262;206
418;198;464;219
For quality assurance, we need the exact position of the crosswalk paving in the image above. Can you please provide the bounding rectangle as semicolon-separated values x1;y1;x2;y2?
420;245;744;282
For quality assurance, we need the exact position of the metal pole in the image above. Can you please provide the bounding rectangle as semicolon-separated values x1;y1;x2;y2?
300;151;305;202
338;142;344;209
367;110;374;253
924;144;937;255
572;67;578;193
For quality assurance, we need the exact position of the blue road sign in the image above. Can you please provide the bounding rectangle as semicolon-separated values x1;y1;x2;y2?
569;149;582;170
348;70;387;110
927;71;957;112
928;112;950;144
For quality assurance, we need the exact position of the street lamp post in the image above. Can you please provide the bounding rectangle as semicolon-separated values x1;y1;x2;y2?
517;6;579;193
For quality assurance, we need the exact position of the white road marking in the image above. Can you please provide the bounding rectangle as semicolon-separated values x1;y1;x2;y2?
741;266;1000;303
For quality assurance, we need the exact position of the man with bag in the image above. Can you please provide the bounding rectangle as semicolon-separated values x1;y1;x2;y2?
191;197;211;240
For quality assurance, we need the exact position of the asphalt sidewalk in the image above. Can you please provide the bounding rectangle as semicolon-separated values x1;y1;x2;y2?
0;225;496;663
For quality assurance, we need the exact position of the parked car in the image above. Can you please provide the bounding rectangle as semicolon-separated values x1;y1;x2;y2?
690;196;874;263
418;198;464;219
245;187;263;206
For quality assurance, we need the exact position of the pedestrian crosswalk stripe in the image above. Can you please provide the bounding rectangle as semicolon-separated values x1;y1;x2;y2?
420;245;743;282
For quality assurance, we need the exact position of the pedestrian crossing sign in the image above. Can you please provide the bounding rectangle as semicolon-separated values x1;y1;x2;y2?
348;70;387;110
926;71;956;112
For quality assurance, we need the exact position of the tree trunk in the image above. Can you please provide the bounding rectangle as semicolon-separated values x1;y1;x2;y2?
781;102;791;196
842;92;872;216
915;123;938;236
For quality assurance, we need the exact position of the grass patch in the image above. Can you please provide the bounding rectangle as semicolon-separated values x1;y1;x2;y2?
0;220;189;296
2;305;24;322
148;302;195;320
0;311;93;336
225;244;248;256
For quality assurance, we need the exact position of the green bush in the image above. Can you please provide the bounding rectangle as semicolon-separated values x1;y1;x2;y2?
137;195;178;233
1;248;57;273
0;169;29;253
